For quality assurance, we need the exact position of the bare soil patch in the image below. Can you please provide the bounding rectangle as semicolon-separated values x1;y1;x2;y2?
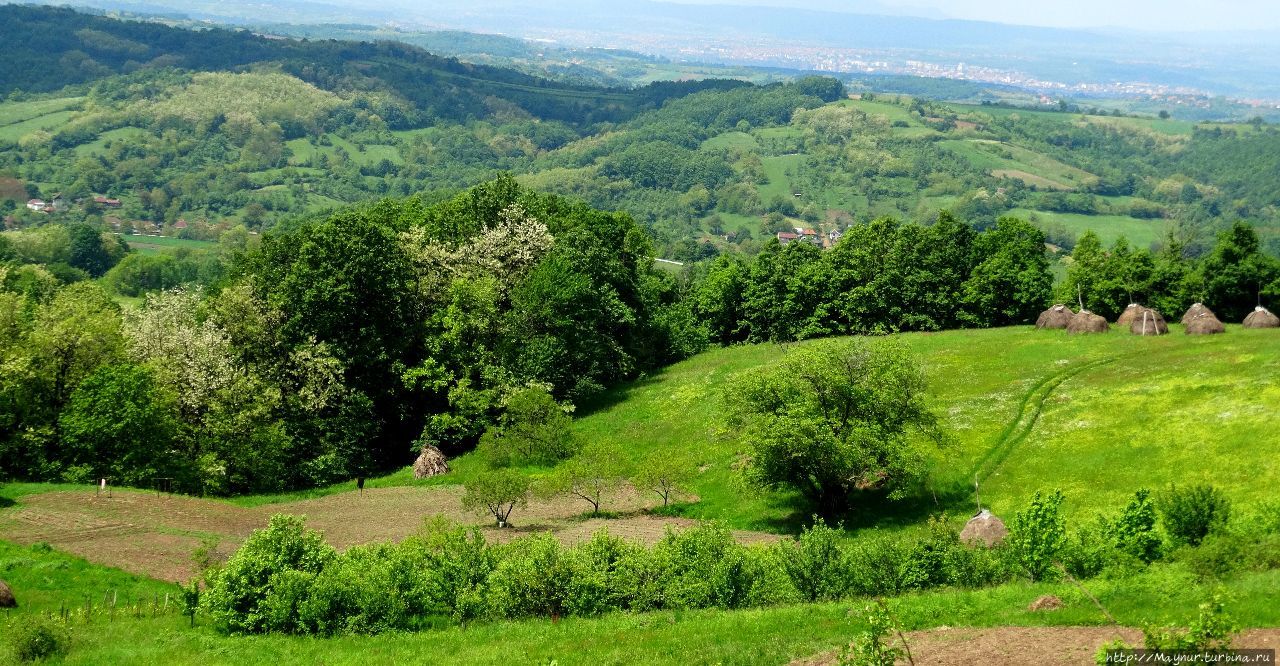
991;169;1073;191
0;484;779;580
794;626;1280;666
0;176;26;200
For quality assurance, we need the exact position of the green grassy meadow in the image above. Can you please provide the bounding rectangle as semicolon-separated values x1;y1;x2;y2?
3;535;1279;664
939;139;1096;190
570;325;1280;534
1015;208;1171;248
123;235;219;255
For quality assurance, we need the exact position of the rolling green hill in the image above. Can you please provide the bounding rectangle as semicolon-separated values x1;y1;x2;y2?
5;324;1280;664
4;6;1280;261
567;325;1280;534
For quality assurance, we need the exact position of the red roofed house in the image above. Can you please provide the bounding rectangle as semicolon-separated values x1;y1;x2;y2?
776;231;799;245
26;199;48;212
794;227;821;246
93;196;123;209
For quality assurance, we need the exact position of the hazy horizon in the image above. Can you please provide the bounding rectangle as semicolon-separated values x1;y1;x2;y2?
659;0;1280;33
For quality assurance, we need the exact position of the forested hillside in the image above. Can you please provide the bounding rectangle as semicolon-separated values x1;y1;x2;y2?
3;5;1280;264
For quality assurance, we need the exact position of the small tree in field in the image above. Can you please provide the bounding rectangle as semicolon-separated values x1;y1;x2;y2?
546;445;620;516
633;456;692;508
1008;489;1066;582
726;337;945;516
463;470;531;527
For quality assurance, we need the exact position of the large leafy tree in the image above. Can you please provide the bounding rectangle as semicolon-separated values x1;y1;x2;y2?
727;337;945;515
67;224;118;278
248;204;426;469
962;216;1053;325
477;386;576;467
59;363;180;485
1057;230;1106;312
691;254;749;344
27;282;124;429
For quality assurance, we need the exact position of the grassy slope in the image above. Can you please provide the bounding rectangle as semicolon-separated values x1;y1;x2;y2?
3;537;1278;664
1014;208;1170;248
571;326;1280;534
939;139;1095;190
61;325;1277;534
5;326;1280;661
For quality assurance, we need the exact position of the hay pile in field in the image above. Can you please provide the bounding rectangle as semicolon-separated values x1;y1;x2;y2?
1066;310;1109;334
1243;306;1280;329
1116;304;1143;326
412;445;450;479
1129;308;1168;336
1185;311;1226;335
0;579;15;608
960;509;1007;547
1028;595;1064;612
1036;304;1074;329
1181;302;1216;324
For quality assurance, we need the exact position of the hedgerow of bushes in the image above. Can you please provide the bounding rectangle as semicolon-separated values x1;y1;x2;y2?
201;486;1280;636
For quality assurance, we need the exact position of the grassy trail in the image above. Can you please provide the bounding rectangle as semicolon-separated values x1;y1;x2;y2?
971;356;1118;484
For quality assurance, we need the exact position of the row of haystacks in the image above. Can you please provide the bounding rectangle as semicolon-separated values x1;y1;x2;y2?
1037;303;1278;335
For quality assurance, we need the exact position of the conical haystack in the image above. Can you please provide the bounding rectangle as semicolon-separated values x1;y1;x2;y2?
1181;303;1216;324
1185;312;1225;335
960;509;1007;547
1243;306;1280;329
1116;303;1144;326
0;579;15;608
1066;309;1109;334
1129;307;1169;336
412;445;450;479
1036;304;1075;329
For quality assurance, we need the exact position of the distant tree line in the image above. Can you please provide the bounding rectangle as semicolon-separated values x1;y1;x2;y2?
686;212;1052;343
1059;221;1280;322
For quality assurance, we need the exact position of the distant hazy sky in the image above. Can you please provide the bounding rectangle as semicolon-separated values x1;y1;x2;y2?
667;0;1280;32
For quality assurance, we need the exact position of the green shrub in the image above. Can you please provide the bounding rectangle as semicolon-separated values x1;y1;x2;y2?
6;616;70;663
1113;489;1162;563
612;543;665;611
740;545;800;607
847;537;911;596
1177;532;1280;579
405;519;495;623
650;523;754;610
1095;592;1239;662
299;544;412;634
839;601;908;666
1143;591;1238;652
564;531;638;616
202;514;336;634
258;569;318;633
486;534;576;619
1008;490;1066;582
778;518;850;602
1159;484;1230;547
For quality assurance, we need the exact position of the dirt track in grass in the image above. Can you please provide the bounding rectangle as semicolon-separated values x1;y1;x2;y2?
0;485;780;581
794;626;1280;665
